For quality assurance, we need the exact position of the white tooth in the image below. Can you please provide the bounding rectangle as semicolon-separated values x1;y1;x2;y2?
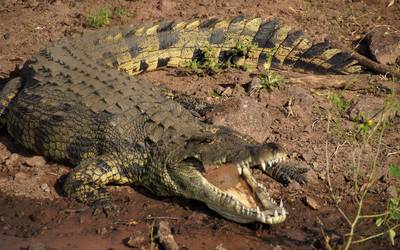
266;216;273;224
256;206;260;213
237;165;243;175
260;213;266;223
279;199;283;208
246;209;251;216
268;161;273;167
274;210;278;217
282;209;287;216
261;161;267;171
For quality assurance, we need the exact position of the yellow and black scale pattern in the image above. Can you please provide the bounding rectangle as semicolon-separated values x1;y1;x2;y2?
0;16;362;212
76;16;362;75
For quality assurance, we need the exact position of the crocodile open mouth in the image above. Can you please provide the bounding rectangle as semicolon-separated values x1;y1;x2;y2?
203;152;289;224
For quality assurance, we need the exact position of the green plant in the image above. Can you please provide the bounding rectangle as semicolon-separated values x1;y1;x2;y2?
87;8;111;28
114;7;125;18
258;71;285;91
183;44;221;73
234;41;258;58
183;59;202;74
325;94;400;249
327;92;351;114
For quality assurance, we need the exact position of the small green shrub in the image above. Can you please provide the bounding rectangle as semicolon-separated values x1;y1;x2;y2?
87;8;111;29
258;71;286;91
328;93;350;113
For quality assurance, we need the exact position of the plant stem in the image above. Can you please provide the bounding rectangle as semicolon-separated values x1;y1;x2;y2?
359;212;389;219
352;224;400;244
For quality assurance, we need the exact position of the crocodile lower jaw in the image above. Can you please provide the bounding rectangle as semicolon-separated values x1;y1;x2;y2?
204;153;288;224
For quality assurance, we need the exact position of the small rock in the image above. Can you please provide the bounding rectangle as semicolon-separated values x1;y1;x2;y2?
158;0;177;11
25;156;46;168
40;183;51;193
157;221;179;250
305;169;319;185
271;245;283;250
245;77;262;93
288;86;314;106
367;26;400;65
214;244;227;250
232;84;246;97
96;227;108;236
387;185;398;197
28;242;49;250
3;224;11;231
301;151;314;163
26;0;40;9
221;87;233;97
302;196;320;210
14;171;29;182
5;153;21;167
3;32;10;40
187;212;208;224
125;234;146;248
213;85;225;95
0;146;11;163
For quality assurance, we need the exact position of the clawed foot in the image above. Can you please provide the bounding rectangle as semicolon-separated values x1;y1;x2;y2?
264;163;309;186
91;199;118;217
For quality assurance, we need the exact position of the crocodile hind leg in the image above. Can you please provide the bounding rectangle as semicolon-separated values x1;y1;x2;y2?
0;77;22;126
63;154;132;215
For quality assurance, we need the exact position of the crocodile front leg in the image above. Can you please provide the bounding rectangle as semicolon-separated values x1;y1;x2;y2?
63;154;132;215
258;161;309;185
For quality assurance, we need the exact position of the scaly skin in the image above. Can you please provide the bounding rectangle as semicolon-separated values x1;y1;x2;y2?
0;17;360;224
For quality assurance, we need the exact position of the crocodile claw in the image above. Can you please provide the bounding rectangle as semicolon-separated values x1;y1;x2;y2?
92;199;117;217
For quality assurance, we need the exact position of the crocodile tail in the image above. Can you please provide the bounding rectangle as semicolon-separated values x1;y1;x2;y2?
0;77;22;126
77;17;363;75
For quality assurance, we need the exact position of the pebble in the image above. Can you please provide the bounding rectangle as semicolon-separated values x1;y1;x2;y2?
158;0;177;11
14;172;29;182
5;153;21;167
3;32;10;40
302;196;320;210
214;244;228;250
28;242;48;250
25;156;46;168
222;87;233;97
40;183;50;193
157;221;179;250
125;234;146;248
387;185;398;197
305;169;319;185
0;146;11;163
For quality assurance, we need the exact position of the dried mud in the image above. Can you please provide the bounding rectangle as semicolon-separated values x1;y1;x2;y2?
0;0;400;249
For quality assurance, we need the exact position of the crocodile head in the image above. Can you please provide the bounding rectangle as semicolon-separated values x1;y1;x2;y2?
163;127;289;224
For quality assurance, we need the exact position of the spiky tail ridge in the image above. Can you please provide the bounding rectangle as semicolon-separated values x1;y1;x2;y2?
71;16;363;76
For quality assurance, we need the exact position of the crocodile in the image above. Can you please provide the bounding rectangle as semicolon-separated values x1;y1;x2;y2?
0;17;362;224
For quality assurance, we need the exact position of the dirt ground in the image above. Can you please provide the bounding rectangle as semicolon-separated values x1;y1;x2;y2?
0;0;399;249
